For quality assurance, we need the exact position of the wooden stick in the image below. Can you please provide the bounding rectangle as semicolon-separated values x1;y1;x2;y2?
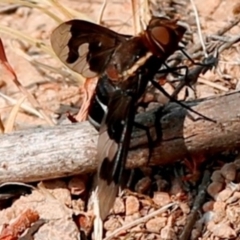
0;90;240;183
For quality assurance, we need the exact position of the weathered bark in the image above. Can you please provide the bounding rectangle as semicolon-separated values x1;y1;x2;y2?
0;90;239;183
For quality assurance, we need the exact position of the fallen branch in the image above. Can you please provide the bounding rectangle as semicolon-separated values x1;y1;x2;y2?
0;90;240;183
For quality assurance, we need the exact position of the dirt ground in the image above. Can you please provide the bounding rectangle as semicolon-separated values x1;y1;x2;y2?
0;0;240;239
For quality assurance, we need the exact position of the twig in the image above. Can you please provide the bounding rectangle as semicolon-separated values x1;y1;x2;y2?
198;78;229;92
98;0;108;24
104;203;177;240
190;14;240;56
189;0;207;57
218;35;240;53
179;170;211;240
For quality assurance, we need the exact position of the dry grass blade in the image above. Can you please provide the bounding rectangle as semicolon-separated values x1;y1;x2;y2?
198;78;229;91
4;96;26;133
10;41;84;83
46;0;73;19
0;115;5;133
98;0;108;24
131;0;141;34
189;0;207;57
104;203;177;240
0;24;54;57
0;0;63;23
0;92;43;119
0;38;54;126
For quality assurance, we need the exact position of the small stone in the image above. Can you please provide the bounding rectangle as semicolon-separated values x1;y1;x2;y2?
207;182;224;199
153;192;171;206
211;170;225;183
202;201;214;212
143;233;156;240
104;217;121;232
212;210;226;224
220;163;237;181
155;178;169;192
234;158;240;169
207;221;236;238
125;212;141;223
68;176;86;195
170;178;183;196
213;201;226;212
226;191;240;204
216;188;233;202
75;213;93;235
191;229;201;240
202;211;214;224
179;202;190;214
135;177;151;193
71;199;85;213
233;2;240;15
142;92;154;103
125;196;140;216
234;172;240;182
145;217;167;233
113;197;125;215
161;225;177;240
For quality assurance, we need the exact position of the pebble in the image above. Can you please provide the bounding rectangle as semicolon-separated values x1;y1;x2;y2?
207;221;236;238
207;182;224;199
146;217;167;233
125;196;140;216
113;197;125;215
220;163;237;182
153;192;171;206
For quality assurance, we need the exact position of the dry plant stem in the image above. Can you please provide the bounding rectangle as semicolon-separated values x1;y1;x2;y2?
189;0;207;57
4;96;26;133
0;92;43;119
98;0;108;24
189;14;240;55
0;0;63;23
0;25;55;58
168;14;240;64
8;62;54;126
179;170;211;240
104;203;176;240
198;78;229;92
131;0;141;34
172;34;240;98
0;116;5;133
46;0;73;19
0;91;239;183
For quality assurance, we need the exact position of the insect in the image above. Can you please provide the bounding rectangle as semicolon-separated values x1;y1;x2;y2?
51;17;187;220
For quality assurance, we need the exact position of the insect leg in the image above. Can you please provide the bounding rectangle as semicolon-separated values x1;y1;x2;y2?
150;79;216;123
133;121;153;163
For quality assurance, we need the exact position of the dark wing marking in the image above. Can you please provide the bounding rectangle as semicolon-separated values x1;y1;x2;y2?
96;89;136;220
51;20;131;77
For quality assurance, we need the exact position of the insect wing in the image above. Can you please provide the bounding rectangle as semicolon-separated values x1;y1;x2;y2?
97;90;135;220
51;20;131;77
